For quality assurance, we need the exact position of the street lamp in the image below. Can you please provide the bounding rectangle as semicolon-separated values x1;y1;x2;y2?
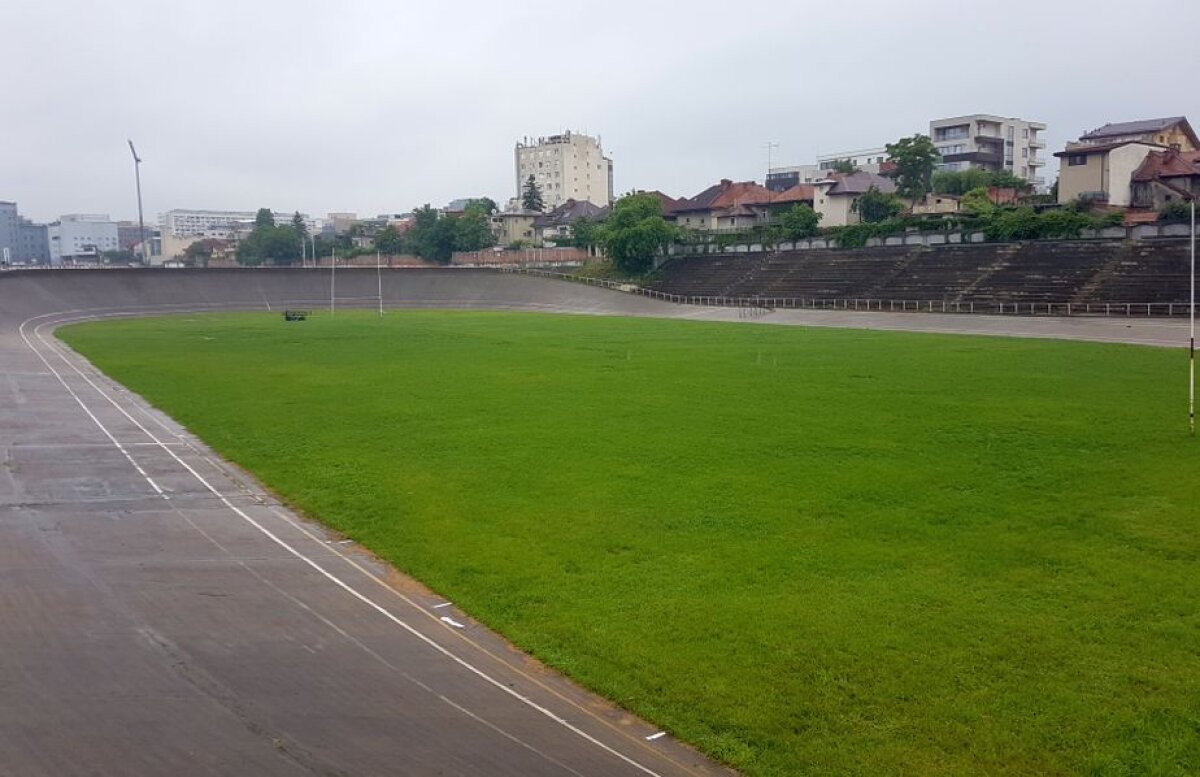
127;141;147;265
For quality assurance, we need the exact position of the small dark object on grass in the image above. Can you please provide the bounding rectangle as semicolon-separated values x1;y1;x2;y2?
283;310;309;322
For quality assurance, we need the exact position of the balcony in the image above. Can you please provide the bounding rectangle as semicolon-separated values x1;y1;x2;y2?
1029;139;1046;149
1028;157;1046;167
941;150;1003;165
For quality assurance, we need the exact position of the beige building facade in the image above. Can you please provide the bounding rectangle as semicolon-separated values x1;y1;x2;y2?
515;131;613;210
490;211;539;246
1055;142;1160;206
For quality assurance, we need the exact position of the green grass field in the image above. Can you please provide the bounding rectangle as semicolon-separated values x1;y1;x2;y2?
59;310;1199;776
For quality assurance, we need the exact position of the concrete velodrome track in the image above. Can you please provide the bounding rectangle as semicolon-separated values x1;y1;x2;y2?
0;268;1186;777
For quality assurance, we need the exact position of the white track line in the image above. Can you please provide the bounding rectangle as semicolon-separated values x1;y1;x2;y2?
23;311;668;777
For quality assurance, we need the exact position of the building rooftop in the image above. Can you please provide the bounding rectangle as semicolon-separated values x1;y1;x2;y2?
816;171;897;196
1081;117;1189;141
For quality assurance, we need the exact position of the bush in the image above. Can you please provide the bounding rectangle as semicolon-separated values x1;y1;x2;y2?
1159;201;1193;223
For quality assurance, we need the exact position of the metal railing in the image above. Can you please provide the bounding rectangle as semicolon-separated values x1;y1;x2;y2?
500;267;1189;318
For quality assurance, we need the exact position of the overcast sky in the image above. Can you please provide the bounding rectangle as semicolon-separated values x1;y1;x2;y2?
3;0;1196;223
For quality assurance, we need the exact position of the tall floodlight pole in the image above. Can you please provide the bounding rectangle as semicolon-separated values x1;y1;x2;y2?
376;249;383;318
127;141;147;265
330;247;336;316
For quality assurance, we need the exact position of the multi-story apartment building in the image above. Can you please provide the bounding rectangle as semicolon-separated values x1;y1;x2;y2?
929;114;1047;189
160;208;313;237
48;214;119;263
1;202;53;264
18;219;50;264
514;131;613;210
767;148;889;191
0;201;17;263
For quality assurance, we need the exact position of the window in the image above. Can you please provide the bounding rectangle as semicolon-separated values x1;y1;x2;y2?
1021;148;1028;158
1022;129;1028;139
1067;154;1088;166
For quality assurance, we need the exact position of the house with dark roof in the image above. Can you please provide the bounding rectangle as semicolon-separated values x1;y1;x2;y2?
812;171;897;227
1074;117;1198;152
532;199;608;244
1130;148;1200;210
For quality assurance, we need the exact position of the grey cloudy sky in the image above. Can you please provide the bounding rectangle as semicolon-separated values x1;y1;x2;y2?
3;0;1195;223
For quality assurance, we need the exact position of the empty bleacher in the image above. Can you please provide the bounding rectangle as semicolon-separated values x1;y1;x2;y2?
651;238;1192;310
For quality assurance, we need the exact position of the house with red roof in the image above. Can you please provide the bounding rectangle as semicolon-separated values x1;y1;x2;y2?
671;180;813;231
1130;148;1200;210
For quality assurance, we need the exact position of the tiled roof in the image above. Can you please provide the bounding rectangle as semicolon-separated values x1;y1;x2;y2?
673;179;776;213
770;184;815;204
1053;140;1165;158
1131;149;1200;182
1081;117;1187;140
531;199;606;229
819;171;897;196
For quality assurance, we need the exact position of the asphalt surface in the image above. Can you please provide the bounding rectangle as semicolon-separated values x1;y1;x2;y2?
0;268;1186;776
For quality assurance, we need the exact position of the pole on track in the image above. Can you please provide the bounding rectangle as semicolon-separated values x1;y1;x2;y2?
330;247;336;316
377;250;384;318
1189;196;1195;435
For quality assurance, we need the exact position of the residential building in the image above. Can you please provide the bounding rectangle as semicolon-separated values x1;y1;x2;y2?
1130;148;1200;210
766;165;821;192
1053;141;1163;206
812;172;897;228
929;114;1047;189
0;201;17;263
490;210;540;246
671;180;812;231
767;150;888;192
532;199;609;244
48;214;119;263
515;131;613;210
160;208;313;238
18;219;51;264
1072;117;1197;152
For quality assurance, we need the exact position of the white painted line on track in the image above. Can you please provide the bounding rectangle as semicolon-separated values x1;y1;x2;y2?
23;310;670;777
440;616;467;630
646;732;667;742
432;602;454;609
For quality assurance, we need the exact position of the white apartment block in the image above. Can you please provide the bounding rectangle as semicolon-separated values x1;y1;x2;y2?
767;148;888;191
160;208;315;238
48;214;119;263
514;131;613;210
817;147;889;173
929;114;1047;189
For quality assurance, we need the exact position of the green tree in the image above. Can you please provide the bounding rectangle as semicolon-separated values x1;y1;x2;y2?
852;186;904;223
886;135;939;202
522;176;544;212
375;225;404;255
184;239;216;267
405;205;458;262
237;207;302;266
830;158;859;175
454;202;497;251
1159;200;1192;223
571;216;603;250
469;197;499;216
959;187;996;217
779;203;822;239
933;168;991;195
291;211;308;240
598;193;678;275
988;170;1032;191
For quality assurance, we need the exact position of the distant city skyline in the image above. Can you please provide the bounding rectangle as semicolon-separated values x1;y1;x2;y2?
3;0;1196;223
